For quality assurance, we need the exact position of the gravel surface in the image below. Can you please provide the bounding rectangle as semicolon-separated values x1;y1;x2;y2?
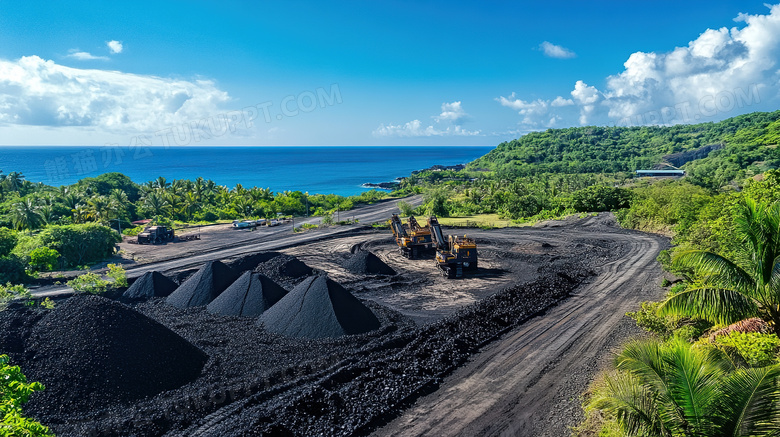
206;272;287;317
257;275;381;339
166;261;240;308
122;271;179;299
344;250;396;276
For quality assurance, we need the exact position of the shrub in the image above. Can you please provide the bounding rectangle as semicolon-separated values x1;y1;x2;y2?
67;272;110;295
0;355;52;436
39;298;55;310
0;227;17;257
626;301;674;338
122;225;145;236
194;210;219;222
29;247;59;271
10;234;41;261
571;185;632;213
106;264;128;288
714;331;780;367
67;265;128;294
397;201;415;217
0;256;28;284
38;223;121;267
0;282;33;311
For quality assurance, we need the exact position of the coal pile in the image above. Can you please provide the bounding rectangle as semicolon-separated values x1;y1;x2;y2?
122;271;178;299
258;275;380;338
207;271;288;317
344;250;396;275
183;263;593;436
25;295;207;414
166;260;240;308
254;254;314;287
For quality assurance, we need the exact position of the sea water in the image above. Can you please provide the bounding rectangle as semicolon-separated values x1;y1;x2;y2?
0;146;493;196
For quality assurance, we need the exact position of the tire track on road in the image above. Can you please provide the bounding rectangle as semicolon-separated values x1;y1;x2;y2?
372;231;665;437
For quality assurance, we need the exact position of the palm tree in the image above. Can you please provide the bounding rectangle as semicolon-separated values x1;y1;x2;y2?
86;196;119;225
11;198;42;234
71;205;92;224
659;199;780;335
203;179;218;201
234;196;253;218
153;176;170;190
108;188;129;205
2;171;25;192
142;191;171;218
165;192;183;218
193;177;205;201
182;192;201;221
588;338;780;436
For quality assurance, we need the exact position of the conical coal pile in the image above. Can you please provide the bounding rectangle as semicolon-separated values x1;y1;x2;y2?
166;260;239;308
254;254;313;280
257;275;380;338
207;271;287;317
123;271;178;299
344;250;396;275
26;295;207;413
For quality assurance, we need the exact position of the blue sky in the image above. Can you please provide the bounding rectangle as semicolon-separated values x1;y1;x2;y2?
0;0;777;146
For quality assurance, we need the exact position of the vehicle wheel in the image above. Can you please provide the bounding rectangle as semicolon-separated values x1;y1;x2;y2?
447;265;456;279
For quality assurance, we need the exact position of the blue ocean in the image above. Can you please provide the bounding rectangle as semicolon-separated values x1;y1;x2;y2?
0;146;493;196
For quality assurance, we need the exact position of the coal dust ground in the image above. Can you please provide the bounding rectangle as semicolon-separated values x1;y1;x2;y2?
0;213;667;436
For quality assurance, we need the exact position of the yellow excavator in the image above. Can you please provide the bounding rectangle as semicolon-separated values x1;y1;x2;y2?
389;214;434;259
428;216;478;278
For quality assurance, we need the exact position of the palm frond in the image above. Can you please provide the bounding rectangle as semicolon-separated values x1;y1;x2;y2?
658;286;759;325
663;339;723;434
588;371;670;436
673;250;756;292
716;364;780;437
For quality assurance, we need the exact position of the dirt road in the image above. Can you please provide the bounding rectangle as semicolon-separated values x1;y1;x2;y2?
373;218;667;436
32;195;422;297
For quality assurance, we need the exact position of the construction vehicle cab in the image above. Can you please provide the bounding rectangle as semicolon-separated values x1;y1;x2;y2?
428;216;478;278
389;214;434;259
137;226;175;244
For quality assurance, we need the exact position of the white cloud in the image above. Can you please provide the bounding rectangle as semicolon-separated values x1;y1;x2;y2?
551;96;574;107
500;4;780;128
374;101;480;137
435;101;469;125
0;55;230;132
66;50;108;61
540;41;576;59
373;119;480;137
107;40;123;54
496;94;562;128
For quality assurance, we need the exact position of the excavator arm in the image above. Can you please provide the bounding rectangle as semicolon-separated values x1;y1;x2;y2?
390;214;407;239
427;216;447;251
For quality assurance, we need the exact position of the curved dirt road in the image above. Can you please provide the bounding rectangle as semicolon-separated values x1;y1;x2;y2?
373;222;667;436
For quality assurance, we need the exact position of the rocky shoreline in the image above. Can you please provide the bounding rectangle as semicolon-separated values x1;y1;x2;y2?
362;163;467;190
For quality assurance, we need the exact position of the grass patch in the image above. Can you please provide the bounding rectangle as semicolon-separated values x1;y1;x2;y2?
437;214;517;229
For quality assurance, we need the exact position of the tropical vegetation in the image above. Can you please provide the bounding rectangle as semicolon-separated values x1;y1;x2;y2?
0;355;52;436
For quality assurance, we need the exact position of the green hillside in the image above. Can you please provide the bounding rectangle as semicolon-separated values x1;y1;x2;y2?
469;110;780;189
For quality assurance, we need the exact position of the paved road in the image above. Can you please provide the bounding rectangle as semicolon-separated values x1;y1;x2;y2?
32;195;421;297
373;219;666;436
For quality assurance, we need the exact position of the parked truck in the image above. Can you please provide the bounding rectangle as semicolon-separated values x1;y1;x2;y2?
137;226;175;244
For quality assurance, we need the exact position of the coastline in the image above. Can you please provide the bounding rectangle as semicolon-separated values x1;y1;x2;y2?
362;163;467;191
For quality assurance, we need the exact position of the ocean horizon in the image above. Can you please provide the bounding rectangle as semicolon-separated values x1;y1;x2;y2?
0;145;494;196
